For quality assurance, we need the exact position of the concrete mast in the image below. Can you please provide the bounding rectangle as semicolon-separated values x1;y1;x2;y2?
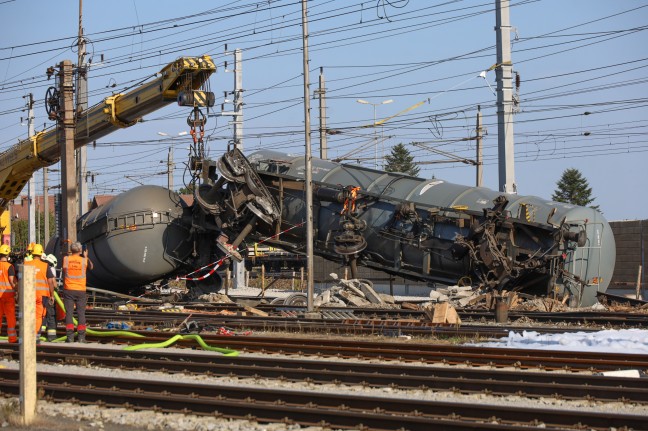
59;60;78;253
317;67;327;160
495;0;516;194
476;105;483;187
77;0;88;215
26;94;36;245
301;0;315;312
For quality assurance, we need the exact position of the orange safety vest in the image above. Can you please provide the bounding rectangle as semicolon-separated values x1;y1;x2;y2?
0;261;14;298
23;258;51;298
63;255;87;291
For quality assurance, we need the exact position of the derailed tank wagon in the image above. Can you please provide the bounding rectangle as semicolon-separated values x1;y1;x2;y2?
73;148;615;308
245;150;615;308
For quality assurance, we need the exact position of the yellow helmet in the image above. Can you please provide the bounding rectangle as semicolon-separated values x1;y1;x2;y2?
0;244;10;255
27;242;35;252
32;244;44;256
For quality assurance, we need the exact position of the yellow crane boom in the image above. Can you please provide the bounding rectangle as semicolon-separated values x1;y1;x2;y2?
0;55;216;212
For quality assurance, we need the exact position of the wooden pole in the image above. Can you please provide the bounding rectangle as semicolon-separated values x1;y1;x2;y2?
637;265;643;300
300;267;304;291
261;265;266;291
225;267;231;295
19;265;36;426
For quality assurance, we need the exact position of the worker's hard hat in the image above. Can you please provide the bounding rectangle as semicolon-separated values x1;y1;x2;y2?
31;244;44;256
27;242;35;252
0;244;10;255
43;254;58;266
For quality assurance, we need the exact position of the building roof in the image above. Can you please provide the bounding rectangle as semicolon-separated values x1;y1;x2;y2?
91;195;115;209
10;195;56;221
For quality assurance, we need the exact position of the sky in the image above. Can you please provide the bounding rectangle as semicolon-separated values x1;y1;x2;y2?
0;0;646;221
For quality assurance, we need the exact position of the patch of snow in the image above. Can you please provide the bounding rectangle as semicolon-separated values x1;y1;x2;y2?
475;329;648;354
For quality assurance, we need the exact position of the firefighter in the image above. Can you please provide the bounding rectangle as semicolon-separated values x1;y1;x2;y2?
41;254;59;341
0;244;18;343
24;242;35;262
62;242;93;343
23;244;56;342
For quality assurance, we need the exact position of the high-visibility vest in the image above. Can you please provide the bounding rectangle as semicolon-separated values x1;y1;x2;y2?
23;258;51;298
0;261;14;298
63;255;87;291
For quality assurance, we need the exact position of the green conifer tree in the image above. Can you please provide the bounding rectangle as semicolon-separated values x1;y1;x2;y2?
552;168;599;209
384;143;420;176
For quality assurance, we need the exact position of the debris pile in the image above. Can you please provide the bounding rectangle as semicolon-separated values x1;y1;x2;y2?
424;287;581;312
421;285;484;309
314;273;399;309
198;293;234;304
512;296;569;313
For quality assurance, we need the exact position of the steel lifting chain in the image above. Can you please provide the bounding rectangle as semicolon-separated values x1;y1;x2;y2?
187;107;207;158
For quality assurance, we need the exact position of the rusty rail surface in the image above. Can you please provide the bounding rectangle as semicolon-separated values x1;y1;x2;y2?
0;368;645;430
2;344;647;404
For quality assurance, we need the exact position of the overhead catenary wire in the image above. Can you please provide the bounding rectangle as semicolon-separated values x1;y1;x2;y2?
0;0;645;205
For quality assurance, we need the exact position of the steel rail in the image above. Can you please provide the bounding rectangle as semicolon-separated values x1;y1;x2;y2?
122;332;648;371
3;344;647;404
16;332;648;371
1;369;645;430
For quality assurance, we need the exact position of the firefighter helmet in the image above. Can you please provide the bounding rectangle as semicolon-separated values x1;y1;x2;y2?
43;254;58;266
32;244;44;256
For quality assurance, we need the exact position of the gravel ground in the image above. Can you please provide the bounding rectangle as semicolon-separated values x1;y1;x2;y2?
1;335;647;430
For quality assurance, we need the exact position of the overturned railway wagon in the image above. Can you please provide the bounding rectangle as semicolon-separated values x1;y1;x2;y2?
70;149;615;307
245;150;615;307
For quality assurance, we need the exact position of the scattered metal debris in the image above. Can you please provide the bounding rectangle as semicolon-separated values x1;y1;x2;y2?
314;273;399;309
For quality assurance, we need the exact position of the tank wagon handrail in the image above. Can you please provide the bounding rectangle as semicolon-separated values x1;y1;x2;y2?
573;221;606;293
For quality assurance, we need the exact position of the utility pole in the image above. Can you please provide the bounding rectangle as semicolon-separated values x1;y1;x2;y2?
301;0;315;313
495;0;516;194
76;0;88;216
167;147;174;191
232;48;245;288
233;48;243;151
58;60;77;254
43;168;49;244
220;46;244;151
25;94;36;245
476;105;483;187
219;46;245;287
316;67;327;159
35;198;39;244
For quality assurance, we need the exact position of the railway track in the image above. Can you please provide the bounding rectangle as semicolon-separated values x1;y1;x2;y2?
21;332;648;372
0;367;646;430
83;301;648;325
77;305;648;340
2;344;647;404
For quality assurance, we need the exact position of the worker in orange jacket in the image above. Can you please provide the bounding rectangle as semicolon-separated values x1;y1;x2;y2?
62;241;93;343
41;254;59;341
23;244;56;342
0;244;18;343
